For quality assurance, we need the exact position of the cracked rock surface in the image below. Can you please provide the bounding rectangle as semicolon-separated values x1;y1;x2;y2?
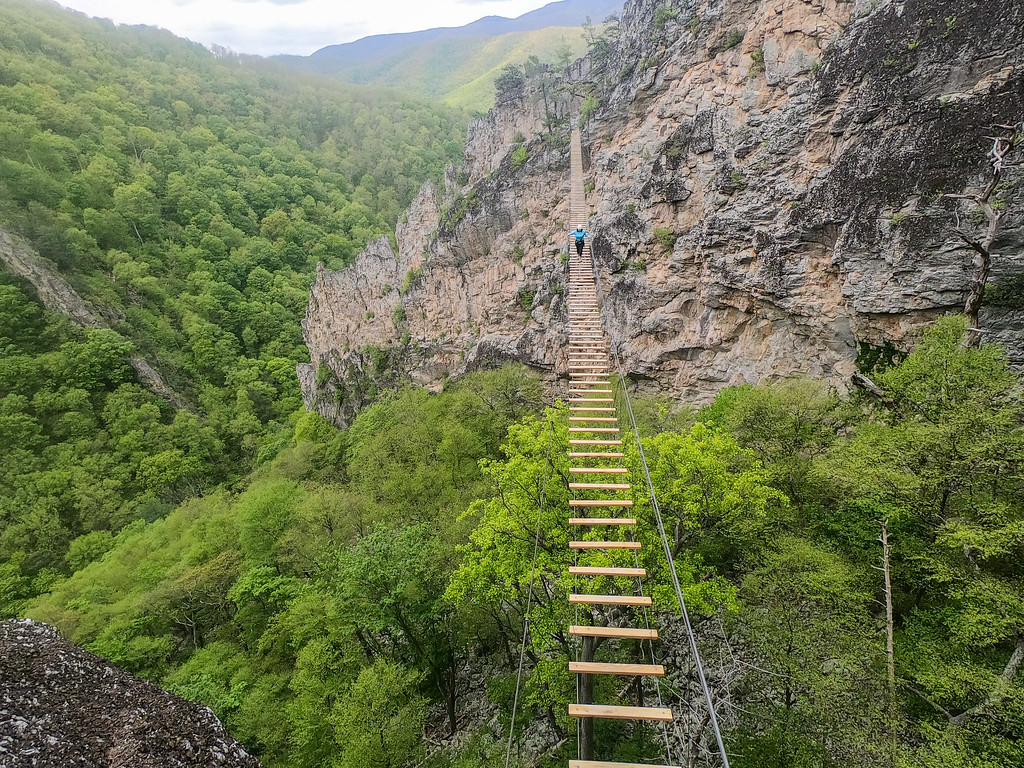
0;619;260;768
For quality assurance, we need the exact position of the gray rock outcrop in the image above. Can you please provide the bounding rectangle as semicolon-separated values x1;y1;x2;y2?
300;0;1024;422
0;619;261;767
0;228;190;410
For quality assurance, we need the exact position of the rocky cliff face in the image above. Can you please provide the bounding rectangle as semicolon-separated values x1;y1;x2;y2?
300;0;1024;420
0;619;261;767
0;228;190;410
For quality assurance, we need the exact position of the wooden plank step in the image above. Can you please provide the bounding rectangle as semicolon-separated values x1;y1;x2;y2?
568;397;613;402
568;517;636;526
569;565;646;577
570;594;652;607
569;440;623;446
569;499;633;507
569;482;630;490
569;417;618;423
569;661;665;676
569;467;626;473
570;625;658;640
569;452;625;459
570;541;640;550
569;408;616;413
570;762;678;768
569;703;673;722
568;428;619;434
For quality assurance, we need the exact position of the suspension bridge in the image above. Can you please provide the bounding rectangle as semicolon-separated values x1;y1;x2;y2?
506;129;731;768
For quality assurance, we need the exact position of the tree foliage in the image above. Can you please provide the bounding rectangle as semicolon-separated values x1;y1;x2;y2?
0;0;466;613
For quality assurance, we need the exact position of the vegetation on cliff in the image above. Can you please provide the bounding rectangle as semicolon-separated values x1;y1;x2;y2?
0;0;465;606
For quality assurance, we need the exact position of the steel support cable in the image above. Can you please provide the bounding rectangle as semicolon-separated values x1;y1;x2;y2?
587;254;732;768
504;418;556;768
610;344;732;768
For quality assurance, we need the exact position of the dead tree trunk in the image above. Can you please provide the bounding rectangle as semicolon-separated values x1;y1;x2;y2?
946;123;1021;345
879;520;898;766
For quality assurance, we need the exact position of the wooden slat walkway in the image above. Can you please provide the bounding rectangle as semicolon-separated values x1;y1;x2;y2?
562;128;674;765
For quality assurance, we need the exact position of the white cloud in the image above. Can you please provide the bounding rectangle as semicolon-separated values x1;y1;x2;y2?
57;0;555;56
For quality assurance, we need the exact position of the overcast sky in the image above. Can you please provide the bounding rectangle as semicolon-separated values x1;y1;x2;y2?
57;0;557;57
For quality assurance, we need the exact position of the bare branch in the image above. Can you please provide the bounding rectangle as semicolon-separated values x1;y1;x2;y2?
903;682;954;720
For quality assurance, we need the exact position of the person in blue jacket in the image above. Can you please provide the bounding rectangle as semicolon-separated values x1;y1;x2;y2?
570;225;591;257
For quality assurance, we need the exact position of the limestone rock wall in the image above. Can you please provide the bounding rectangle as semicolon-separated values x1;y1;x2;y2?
300;0;1024;422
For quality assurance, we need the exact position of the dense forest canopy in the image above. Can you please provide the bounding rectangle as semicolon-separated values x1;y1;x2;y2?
0;0;466;603
19;319;1024;768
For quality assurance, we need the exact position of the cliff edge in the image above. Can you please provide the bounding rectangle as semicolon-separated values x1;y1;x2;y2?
0;619;260;768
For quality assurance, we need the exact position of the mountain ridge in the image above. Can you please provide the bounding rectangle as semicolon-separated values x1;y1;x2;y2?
292;0;623;69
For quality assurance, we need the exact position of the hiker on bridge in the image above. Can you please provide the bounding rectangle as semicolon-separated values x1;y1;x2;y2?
570;225;591;257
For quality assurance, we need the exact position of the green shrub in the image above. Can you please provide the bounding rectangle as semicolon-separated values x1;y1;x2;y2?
518;288;536;311
511;145;528;170
579;95;600;125
401;266;424;294
724;29;745;49
749;47;765;75
392;303;407;326
654;228;676;249
654;6;679;30
984;276;1024;309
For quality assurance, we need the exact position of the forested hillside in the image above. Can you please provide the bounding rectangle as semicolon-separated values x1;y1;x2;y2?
21;319;1024;768
0;0;465;610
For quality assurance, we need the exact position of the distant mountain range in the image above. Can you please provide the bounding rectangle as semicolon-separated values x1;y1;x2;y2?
277;0;623;111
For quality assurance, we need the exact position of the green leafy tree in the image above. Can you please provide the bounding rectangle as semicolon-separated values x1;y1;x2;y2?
331;660;427;768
